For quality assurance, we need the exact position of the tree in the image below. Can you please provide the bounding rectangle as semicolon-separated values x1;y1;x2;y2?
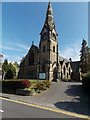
2;59;9;74
80;39;90;73
8;63;16;79
5;69;13;79
2;59;16;79
87;47;90;71
13;62;19;68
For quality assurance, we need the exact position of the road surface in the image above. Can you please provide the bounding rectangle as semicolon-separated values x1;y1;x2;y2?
1;99;77;118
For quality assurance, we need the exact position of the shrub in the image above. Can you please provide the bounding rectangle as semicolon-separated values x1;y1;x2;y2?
3;60;16;79
20;80;31;89
82;72;90;91
5;69;13;79
71;72;80;81
62;76;67;82
36;83;46;90
2;80;31;91
2;81;22;91
43;80;51;88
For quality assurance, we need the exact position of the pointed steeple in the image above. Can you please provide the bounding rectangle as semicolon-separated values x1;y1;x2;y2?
45;2;54;23
44;2;55;30
40;2;57;35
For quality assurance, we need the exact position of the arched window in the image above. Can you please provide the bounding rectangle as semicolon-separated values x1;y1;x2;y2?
53;46;55;52
64;66;66;75
53;33;56;40
43;45;45;52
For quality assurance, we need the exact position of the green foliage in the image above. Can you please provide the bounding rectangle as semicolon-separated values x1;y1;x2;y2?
2;87;15;94
88;49;90;72
36;83;46;90
2;59;9;74
83;72;90;79
2;59;16;79
62;76;67;81
71;72;80;81
82;72;90;91
13;62;19;68
5;69;13;79
80;39;90;73
2;80;22;90
8;63;16;78
2;79;51;95
2;80;31;90
43;80;51;88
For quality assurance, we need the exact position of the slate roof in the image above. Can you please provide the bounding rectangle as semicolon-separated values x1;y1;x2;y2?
31;45;39;50
70;61;81;72
59;56;70;63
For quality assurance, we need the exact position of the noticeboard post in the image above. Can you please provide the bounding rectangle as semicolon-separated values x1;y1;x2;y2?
39;73;46;80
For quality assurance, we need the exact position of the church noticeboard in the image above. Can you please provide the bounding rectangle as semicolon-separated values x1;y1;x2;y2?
0;75;2;79
39;73;46;80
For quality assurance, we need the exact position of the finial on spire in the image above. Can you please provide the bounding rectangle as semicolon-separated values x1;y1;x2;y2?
48;1;51;5
32;41;34;45
46;1;53;23
40;1;58;36
47;1;52;14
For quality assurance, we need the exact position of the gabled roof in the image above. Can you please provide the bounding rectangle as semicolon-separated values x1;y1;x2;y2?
59;56;70;63
70;61;81;72
21;45;39;64
28;44;39;52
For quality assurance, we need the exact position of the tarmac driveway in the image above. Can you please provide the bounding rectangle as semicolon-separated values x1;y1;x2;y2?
1;81;89;116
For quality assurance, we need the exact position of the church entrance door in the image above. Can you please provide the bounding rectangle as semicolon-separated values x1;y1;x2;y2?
53;67;58;81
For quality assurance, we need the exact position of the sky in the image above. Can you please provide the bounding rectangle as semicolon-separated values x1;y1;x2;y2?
88;1;90;48
1;2;88;63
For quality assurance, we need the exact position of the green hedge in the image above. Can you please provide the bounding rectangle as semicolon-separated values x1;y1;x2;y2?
2;79;51;95
82;72;90;92
2;81;22;90
2;80;31;90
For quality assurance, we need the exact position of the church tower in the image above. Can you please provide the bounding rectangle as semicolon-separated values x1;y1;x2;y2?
39;2;59;81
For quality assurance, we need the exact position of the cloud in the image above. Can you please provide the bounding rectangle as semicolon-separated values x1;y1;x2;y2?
3;54;22;64
2;42;30;52
60;40;81;61
13;55;22;60
16;44;30;50
11;55;22;64
1;42;30;63
1;46;22;52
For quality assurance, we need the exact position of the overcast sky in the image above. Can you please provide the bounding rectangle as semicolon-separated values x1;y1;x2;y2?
1;2;88;63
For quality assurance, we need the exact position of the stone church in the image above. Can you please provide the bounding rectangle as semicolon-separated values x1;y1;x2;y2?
18;2;81;81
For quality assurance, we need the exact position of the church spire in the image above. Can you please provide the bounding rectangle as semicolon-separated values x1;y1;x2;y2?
40;2;58;40
45;2;55;30
45;2;53;23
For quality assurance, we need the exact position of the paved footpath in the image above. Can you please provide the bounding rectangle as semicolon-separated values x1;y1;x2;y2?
0;81;89;117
